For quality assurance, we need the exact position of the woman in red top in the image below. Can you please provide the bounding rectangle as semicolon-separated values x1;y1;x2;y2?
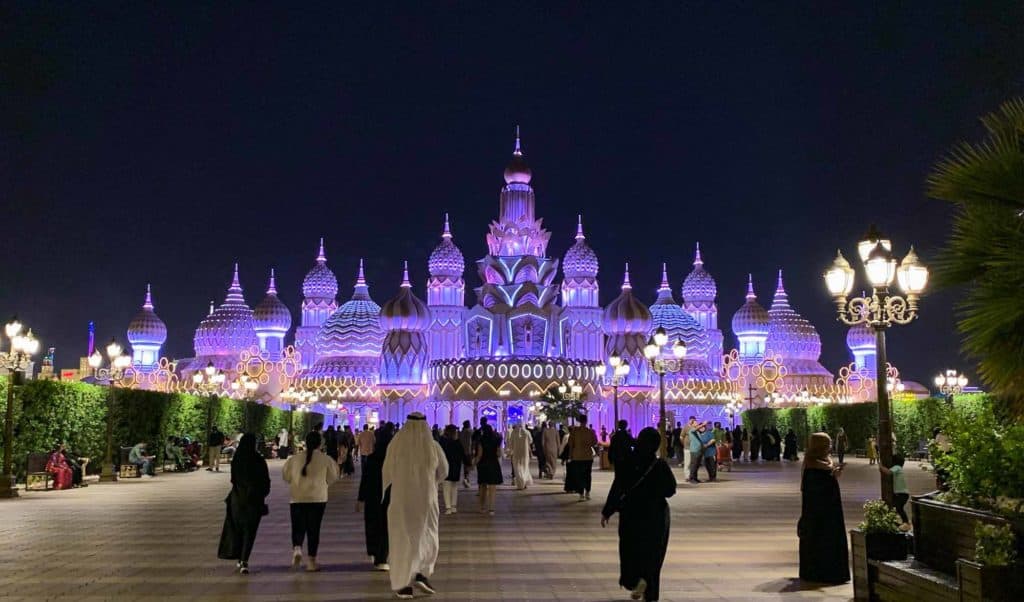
46;443;74;490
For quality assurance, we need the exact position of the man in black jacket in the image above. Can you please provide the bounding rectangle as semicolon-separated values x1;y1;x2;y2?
207;426;226;472
607;420;634;478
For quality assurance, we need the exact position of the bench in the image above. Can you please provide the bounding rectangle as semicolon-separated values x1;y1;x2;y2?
25;452;53;491
118;447;140;478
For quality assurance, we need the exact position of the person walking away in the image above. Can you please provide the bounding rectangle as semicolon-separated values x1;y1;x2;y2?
542;421;560;479
439;425;465;514
731;425;743;461
323;425;340;463
356;424;375;468
798;433;849;584
508;423;534;490
750;428;761;462
360;422;395;571
741;428;751;462
669;421;682;461
567;415;598;500
784;429;799;461
879;454;912;531
475;424;503;514
277;428;290;460
383;413;448;599
835;428;848;465
339;425;356;476
770;427;784;461
282;431;339;572
601;427;677;602
607;420;634;479
207;427;226;471
220;433;270;574
700;424;718;482
531;424;546;479
458;420;474;487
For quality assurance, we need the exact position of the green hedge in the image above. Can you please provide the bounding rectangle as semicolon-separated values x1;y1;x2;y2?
775;407;810;450
0;378;322;479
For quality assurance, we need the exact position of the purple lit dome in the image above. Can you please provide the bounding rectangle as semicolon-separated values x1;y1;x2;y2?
503;129;532;185
428;214;465;277
649;264;710;357
126;284;167;346
731;275;770;337
194;265;259;356
316;260;384;357
253;270;292;333
380;263;431;332
846;322;874;352
765;270;822;362
603;264;652;335
302;239;338;300
563;215;599;278
681;243;717;303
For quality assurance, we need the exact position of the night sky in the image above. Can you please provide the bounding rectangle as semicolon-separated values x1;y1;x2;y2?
3;3;1023;384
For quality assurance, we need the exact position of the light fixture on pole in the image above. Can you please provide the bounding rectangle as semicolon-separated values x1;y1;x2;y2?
596;352;631;426
823;225;928;505
724;397;742;428
192;361;226;449
643;326;688;458
1;318;39;498
934;369;968;404
91;337;133;483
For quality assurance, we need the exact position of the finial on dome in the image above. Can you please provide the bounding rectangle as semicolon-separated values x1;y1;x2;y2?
267;268;278;295
231;263;241;290
442;213;452;239
143;283;153;309
660;262;670;290
513;125;522;156
622;263;632;290
401;260;410;288
357;258;366;285
693;242;703;267
776;268;785;293
746;274;756;300
208;300;215;316
317;237;326;263
575;214;585;241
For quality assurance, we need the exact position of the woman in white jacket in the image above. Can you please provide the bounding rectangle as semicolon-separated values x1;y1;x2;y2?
282;431;339;571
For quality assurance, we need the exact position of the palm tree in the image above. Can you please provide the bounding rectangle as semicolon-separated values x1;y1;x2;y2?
927;98;1024;417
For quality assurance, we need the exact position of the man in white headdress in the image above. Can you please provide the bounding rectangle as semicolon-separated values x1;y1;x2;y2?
508;423;534;490
382;412;449;599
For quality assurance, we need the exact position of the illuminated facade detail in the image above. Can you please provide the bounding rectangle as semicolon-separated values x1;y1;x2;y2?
295;238;338;369
379;262;431;388
559;215;603;361
731;274;769;363
602;264;653;387
649;263;716;380
846;321;877;379
126;284;166;368
764;269;833;388
192;264;259;370
681;242;724;373
427;214;466;361
253;269;292;359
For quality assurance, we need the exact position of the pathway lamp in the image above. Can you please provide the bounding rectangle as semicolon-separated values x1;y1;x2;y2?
823;225;928;505
934;369;968;404
92;338;132;483
193;362;226;450
597;352;631;426
643;326;688;458
1;319;39;498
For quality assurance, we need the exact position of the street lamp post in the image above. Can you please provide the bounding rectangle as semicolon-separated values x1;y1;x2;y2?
824;225;928;505
934;369;968;405
643;327;688;458
596;352;631;426
230;373;259;432
192;362;226;448
1;319;40;498
90;338;133;483
724;398;742;428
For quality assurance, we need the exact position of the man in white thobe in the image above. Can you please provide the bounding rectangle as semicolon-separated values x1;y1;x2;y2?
541;422;560;478
382;412;448;599
508;423;534;490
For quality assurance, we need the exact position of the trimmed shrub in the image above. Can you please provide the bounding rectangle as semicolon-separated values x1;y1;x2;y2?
742;407;776;432
775;407;810;450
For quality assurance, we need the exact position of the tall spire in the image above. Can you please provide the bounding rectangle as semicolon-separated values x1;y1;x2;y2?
771;268;791;309
317;237;326;263
401;260;411;288
746;274;756;300
357;258;366;285
776;269;785;294
352;258;370;300
442;213;452;239
693;242;703;267
575;214;585;241
513;125;522;156
621;262;632;290
231;263;241;290
143;283;154;309
654;262;675;304
660;262;670;290
225;263;245;304
267;268;278;295
208;300;215;316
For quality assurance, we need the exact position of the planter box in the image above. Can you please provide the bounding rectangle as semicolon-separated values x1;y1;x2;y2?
957;559;1024;601
865;531;910;561
912;493;1023;576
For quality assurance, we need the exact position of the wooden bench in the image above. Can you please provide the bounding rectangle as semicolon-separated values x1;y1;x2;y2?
25;452;52;491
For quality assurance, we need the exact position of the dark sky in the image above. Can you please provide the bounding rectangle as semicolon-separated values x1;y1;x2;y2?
3;2;1023;384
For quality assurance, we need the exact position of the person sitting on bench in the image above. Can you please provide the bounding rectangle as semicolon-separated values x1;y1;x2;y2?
129;441;156;477
165;436;193;471
46;443;75;490
61;443;86;487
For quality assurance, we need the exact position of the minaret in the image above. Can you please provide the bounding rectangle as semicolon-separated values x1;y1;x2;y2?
296;238;339;369
427;214;466;361
602;263;653;387
254;268;292;360
126;284;167;368
681;242;723;372
560;214;602;360
731;274;769;364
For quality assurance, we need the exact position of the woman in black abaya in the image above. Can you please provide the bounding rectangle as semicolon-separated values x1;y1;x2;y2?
798;433;849;584
220;433;270;574
601;427;677;601
359;422;395;570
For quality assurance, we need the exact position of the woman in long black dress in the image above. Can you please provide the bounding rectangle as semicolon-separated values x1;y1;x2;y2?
798;433;849;584
783;429;799;461
359;422;395;570
750;428;761;461
221;433;270;574
475;424;503;515
601;427;676;602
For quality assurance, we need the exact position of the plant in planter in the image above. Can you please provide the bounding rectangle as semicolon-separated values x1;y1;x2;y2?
858;499;909;560
975;522;1018;566
954;522;1024;601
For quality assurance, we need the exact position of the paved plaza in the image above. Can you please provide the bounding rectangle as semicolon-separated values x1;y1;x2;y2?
0;456;934;601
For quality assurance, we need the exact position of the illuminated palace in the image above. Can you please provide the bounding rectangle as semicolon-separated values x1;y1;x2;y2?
123;135;894;430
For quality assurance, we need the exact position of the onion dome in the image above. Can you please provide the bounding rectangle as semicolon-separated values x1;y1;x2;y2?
253;269;291;333
503;126;532;184
649;263;709;356
602;263;652;335
846;320;875;352
765;269;823;361
563;214;599;278
301;238;338;300
731;274;770;337
194;264;259;356
380;261;431;332
681;242;717;303
316;259;384;357
127;284;168;346
428;214;465;277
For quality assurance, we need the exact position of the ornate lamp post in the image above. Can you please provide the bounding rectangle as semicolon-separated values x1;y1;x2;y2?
90;338;133;483
934;369;968;405
192;362;226;447
230;373;259;432
1;319;39;498
596;352;631;426
643;326;688;458
724;397;742;428
823;225;928;504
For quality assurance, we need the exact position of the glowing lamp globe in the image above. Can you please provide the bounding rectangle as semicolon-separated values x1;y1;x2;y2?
192;372;204;384
824;250;855;297
617;363;631;377
896;246;928;295
5;318;22;339
934;374;945;387
857;224;892;264
672;339;687;359
595;364;607;377
106;338;122;360
643;338;659;360
23;331;39;355
89;350;103;369
609;352;622;368
653;327;669;347
865;243;896;288
957;375;968;388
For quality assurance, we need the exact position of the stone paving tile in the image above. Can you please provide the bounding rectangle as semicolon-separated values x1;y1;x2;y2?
0;456;934;601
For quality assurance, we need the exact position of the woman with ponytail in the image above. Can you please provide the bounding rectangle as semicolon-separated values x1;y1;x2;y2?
282;430;339;572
